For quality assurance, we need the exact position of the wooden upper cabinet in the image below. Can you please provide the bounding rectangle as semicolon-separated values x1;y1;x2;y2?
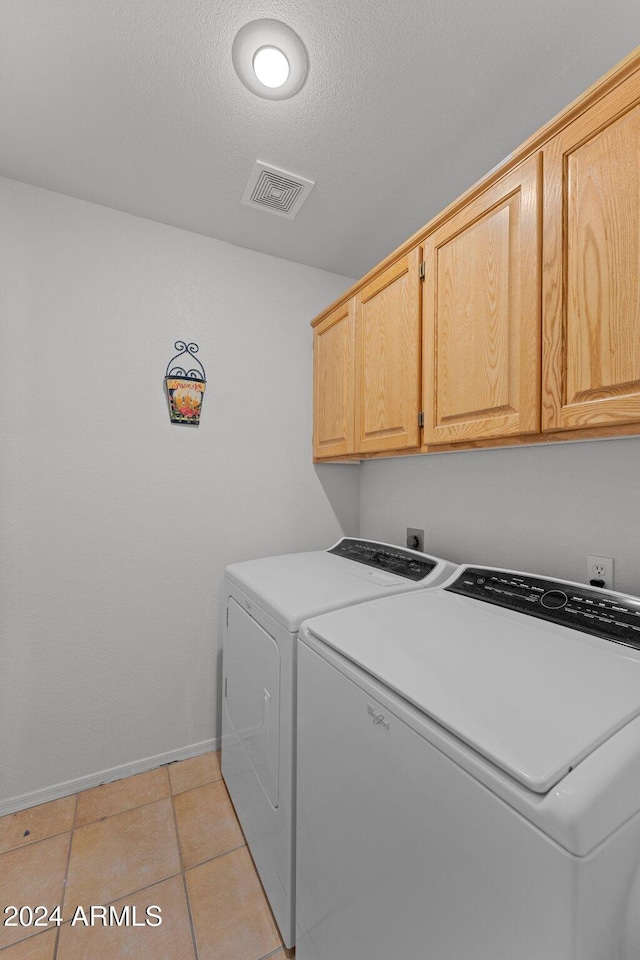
311;51;640;460
542;70;640;432
313;300;355;459
422;154;542;445
354;247;422;454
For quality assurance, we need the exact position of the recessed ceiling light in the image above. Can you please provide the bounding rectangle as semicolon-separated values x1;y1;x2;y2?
232;20;308;100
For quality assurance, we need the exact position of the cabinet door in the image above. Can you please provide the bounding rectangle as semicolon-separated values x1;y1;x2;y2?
313;300;355;459
354;247;422;454
543;71;640;431
423;155;541;445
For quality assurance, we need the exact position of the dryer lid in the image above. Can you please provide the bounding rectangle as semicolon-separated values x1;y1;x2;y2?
225;541;453;632
303;588;640;794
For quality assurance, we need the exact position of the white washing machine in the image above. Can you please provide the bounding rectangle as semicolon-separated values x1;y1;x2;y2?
221;537;456;948
296;565;640;960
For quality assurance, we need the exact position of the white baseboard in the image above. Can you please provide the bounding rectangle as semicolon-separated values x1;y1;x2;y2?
0;737;221;817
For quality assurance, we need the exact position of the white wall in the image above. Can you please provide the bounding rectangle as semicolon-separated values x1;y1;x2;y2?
0;177;358;812
359;438;640;597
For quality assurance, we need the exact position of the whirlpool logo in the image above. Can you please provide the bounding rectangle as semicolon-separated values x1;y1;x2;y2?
366;703;390;730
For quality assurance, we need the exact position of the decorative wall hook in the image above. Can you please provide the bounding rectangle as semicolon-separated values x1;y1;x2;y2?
164;341;207;425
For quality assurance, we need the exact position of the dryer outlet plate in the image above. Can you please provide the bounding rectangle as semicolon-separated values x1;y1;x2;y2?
406;528;424;552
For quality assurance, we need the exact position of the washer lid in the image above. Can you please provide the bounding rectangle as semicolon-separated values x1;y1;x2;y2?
225;541;453;632
303;588;640;794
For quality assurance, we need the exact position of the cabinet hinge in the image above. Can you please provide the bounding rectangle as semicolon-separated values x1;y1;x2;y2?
225;677;228;698
418;411;424;428
419;261;426;280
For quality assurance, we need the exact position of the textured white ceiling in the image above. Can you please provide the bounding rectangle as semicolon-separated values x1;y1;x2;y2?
1;0;639;278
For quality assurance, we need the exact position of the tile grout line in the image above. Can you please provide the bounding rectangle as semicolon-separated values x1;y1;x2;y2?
0;793;77;858
0;926;55;956
182;840;247;874
73;790;171;829
166;768;223;797
168;767;200;960
72;764;183;828
260;948;294;960
0;825;72;859
54;791;78;960
2;872;193;956
0;831;74;955
61;869;185;920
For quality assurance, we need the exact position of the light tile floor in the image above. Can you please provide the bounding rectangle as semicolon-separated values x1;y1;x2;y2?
0;752;293;960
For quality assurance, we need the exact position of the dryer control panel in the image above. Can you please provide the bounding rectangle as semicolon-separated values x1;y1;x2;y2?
446;568;640;649
328;539;437;581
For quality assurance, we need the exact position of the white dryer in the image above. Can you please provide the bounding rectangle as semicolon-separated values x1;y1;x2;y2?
296;565;640;960
221;537;456;948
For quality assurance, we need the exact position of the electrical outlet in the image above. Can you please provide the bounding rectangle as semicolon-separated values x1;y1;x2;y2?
586;555;615;590
406;527;424;552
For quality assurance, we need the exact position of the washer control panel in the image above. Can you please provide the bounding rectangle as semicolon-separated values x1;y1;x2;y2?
328;538;437;581
446;568;640;649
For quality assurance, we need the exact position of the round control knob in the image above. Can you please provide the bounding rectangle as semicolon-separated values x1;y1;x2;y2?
541;589;568;610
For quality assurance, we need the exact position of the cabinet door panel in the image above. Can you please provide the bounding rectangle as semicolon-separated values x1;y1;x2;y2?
423;154;541;445
354;248;421;454
543;72;640;431
313;301;355;459
436;205;512;423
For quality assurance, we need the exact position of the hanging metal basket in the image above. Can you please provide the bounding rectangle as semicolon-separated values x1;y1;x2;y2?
164;341;207;425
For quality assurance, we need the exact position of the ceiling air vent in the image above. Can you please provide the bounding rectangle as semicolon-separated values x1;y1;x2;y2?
241;161;315;219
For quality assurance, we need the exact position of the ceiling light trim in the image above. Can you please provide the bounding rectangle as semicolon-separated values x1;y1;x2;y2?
232;19;309;100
